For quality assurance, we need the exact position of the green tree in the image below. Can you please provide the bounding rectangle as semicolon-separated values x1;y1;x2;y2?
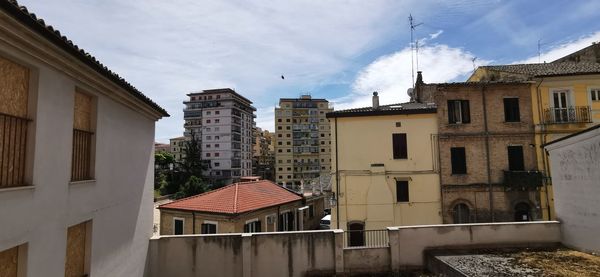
174;176;208;199
155;152;175;170
178;129;206;180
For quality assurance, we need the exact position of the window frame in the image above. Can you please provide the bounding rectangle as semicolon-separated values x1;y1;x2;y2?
447;100;471;124
392;133;408;159
396;180;409;202
173;217;185;235
503;97;521;122
201;220;218;234
507;145;525;171
450;147;467;175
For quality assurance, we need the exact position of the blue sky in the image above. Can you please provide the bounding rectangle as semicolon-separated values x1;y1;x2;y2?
18;0;600;142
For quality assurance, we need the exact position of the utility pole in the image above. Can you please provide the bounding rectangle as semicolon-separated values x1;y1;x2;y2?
409;14;422;89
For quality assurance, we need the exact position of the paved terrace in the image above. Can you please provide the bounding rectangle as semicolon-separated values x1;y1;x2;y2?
144;221;560;276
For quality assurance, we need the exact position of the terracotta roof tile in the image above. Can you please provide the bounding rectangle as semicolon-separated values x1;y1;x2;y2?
481;62;600;77
159;180;302;214
327;101;436;118
0;0;169;117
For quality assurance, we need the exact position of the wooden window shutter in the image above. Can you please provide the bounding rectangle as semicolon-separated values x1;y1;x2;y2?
447;100;456;123
451;147;467;174
392;133;407;159
507;146;525;171
461;100;470;123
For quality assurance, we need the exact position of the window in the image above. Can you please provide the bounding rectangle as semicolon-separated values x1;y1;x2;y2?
215;144;219;148
206;119;211;123
65;221;92;277
278;126;282;130
215;119;220;123
72;91;95;181
447;100;470;124
174;218;184;235
0;244;27;277
201;222;217;234
215;153;220;157
0;56;31;188
206;111;211;115
396;181;409;202
392;133;407;159
278;119;282;122
244;220;261;233
453;203;470;223
450;147;467;174
278;212;294;231
591;89;600;101
214;162;220;167
206;144;211;148
308;205;314;218
206;153;211;157
507;145;525;171
215;110;220;114
503;98;520;122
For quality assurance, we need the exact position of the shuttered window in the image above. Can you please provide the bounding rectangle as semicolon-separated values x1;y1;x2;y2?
451;147;467;174
396;181;409;202
392;133;407;159
448;100;470;124
507;146;525;171
503;98;520;122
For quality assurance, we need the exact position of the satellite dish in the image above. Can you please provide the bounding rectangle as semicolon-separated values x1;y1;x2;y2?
407;88;414;97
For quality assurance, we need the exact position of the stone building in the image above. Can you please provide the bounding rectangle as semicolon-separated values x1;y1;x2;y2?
182;88;256;184
274;95;333;188
158;180;325;234
168;136;186;163
0;2;168;276
416;72;542;223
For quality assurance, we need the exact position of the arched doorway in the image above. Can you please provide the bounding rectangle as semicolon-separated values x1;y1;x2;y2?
514;202;531;221
348;222;365;247
453;203;471;224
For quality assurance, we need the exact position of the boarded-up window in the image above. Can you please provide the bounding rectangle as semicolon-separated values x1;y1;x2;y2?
0;246;19;277
65;222;90;277
71;91;94;181
0;56;29;188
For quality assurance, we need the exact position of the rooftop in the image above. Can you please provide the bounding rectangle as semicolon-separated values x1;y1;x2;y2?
326;101;436;118
0;1;169;117
479;62;600;78
186;88;253;105
159;180;302;214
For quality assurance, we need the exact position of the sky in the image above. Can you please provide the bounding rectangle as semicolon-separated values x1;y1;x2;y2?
18;0;600;142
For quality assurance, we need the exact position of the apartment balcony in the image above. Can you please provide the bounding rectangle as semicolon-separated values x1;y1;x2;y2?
502;170;544;191
542;106;591;124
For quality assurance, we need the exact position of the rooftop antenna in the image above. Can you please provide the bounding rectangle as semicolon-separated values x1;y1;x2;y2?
409;13;423;89
537;39;549;63
471;57;478;72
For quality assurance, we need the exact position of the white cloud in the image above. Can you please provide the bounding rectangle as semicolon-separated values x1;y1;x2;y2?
515;31;600;64
337;44;488;110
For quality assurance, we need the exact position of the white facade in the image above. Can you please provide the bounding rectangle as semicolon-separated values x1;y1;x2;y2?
545;125;600;253
0;5;166;277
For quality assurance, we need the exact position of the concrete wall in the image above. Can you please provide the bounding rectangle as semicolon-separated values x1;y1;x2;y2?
0;12;160;277
546;126;600;253
145;222;561;277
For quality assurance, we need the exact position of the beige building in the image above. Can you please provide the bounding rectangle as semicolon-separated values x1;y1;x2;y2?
326;93;442;237
0;2;168;276
169;136;186;163
159;180;325;234
274;95;333;188
252;127;275;181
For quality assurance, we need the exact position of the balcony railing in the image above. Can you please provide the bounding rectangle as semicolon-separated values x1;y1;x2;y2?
0;112;29;188
542;106;591;124
71;129;94;181
344;229;389;248
502;170;544;191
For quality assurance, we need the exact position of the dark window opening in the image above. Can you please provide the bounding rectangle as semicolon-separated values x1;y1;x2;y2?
448;100;470;124
507;145;525;171
392;133;407;159
201;223;217;234
504;98;520;122
451;147;467;174
396;181;409;202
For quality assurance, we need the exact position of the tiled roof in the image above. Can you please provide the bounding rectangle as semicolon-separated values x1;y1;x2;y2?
159;180;302;214
0;1;169;117
326;102;436;118
480;62;600;77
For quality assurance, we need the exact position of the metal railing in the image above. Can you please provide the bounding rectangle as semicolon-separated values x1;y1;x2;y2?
343;229;389;248
542;106;591;124
71;129;94;181
0;112;29;188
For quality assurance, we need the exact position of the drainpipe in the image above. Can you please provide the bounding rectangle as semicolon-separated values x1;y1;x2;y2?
192;211;196;234
482;84;494;222
536;78;552;220
335;117;340;229
436;134;444;222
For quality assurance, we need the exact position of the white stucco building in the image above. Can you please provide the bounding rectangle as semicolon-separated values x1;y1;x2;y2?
545;124;600;254
0;2;168;276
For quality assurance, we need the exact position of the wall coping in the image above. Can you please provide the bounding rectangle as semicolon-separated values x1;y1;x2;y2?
386;221;560;230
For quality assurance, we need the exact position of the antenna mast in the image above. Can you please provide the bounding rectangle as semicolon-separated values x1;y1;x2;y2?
538;39;541;63
409;14;423;89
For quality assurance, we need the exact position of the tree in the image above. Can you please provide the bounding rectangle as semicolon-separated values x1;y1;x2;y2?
174;176;208;199
178;129;206;180
155;152;175;170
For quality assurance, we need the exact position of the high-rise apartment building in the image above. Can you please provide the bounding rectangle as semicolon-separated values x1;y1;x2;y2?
183;88;256;183
274;95;333;187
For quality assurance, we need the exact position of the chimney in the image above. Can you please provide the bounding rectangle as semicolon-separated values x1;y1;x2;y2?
415;71;423;103
372;91;380;110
